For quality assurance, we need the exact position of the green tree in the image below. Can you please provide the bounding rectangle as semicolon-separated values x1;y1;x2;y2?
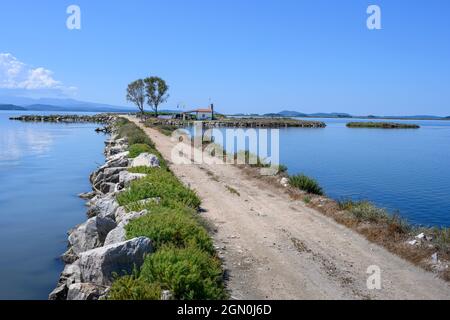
126;79;146;117
144;77;169;117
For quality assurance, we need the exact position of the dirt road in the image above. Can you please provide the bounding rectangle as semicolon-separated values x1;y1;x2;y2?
126;116;450;300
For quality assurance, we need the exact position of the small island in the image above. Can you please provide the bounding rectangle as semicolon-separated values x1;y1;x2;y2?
346;122;420;129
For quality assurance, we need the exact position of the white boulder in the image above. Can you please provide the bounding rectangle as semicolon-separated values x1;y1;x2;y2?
78;237;153;286
68;216;116;254
131;153;160;168
87;194;119;219
119;171;147;188
105;210;148;245
67;283;108;300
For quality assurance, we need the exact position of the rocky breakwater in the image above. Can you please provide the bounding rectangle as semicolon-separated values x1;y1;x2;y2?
9;114;117;133
49;125;161;300
152;117;327;128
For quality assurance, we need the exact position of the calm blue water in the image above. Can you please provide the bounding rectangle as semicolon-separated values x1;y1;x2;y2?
0;111;106;300
206;118;450;227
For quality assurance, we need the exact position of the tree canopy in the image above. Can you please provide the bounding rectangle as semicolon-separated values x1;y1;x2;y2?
144;77;169;117
126;79;146;116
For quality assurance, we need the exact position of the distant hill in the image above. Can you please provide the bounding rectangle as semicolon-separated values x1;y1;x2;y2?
0;96;134;113
263;110;352;118
366;115;444;120
0;104;26;111
26;104;67;111
386;115;443;120
277;110;308;117
308;112;352;118
24;104;132;112
258;110;446;120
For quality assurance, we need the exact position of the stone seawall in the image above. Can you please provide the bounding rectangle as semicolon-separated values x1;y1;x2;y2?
149;117;326;128
49;117;160;300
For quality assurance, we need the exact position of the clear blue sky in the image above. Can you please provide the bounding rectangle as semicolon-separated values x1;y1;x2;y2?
1;0;449;115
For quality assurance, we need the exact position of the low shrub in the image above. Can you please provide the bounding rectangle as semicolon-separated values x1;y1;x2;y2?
432;228;450;253
128;143;153;158
126;206;214;253
117;121;154;146
108;275;162;300
140;246;227;300
144;119;178;136
289;174;324;195
339;200;388;222
117;167;201;209
337;200;410;234
278;164;288;174
347;122;420;129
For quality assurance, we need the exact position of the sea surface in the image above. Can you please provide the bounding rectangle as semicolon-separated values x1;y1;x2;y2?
0;111;106;299
204;117;450;227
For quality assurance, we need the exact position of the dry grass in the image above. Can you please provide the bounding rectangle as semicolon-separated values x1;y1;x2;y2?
302;195;450;281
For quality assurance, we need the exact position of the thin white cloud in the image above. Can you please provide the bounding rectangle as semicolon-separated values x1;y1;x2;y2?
0;53;76;95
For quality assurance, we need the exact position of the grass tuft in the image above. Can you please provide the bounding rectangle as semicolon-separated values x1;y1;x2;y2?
128;144;153;158
338;200;410;234
289;174;324;195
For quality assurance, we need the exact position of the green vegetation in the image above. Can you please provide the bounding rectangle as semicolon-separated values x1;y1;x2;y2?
140;246;227;300
289;174;324;195
126;206;214;253
144;118;178;136
117;167;201;210
346;122;420;129
126;76;169;117
431;228;450;252
338;200;388;222
108;275;162;300
115;118;167;169
110;117;226;300
144;77;169;117
116;118;154;146
126;79;146;116
338;200;410;234
128;144;153;158
278;164;288;174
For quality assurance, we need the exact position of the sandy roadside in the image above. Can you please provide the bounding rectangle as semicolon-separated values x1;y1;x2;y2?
125;115;450;300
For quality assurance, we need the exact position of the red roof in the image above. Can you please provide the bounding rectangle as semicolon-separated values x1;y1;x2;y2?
185;108;212;113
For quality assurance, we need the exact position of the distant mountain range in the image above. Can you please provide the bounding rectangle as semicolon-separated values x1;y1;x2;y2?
0;96;134;112
2;100;449;120
257;110;449;120
0;104;26;111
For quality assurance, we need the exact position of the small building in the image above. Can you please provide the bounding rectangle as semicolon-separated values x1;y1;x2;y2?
183;106;213;120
